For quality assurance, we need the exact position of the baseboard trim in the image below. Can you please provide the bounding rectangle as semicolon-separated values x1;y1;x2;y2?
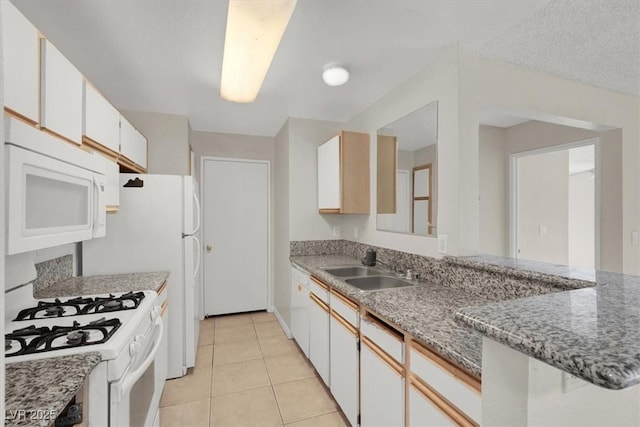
271;306;292;338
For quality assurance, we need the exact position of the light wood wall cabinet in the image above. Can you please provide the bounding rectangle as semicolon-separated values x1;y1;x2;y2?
83;82;121;155
377;134;397;214
1;1;40;124
120;116;148;172
317;131;370;214
40;39;84;145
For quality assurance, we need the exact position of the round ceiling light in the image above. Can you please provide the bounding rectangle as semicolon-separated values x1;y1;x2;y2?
322;64;349;86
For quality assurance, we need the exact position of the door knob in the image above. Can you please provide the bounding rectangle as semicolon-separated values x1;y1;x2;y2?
206;244;212;252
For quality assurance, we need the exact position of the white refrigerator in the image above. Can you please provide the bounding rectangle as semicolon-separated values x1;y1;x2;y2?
83;173;202;379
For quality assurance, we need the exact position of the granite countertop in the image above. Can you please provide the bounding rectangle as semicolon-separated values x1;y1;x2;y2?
456;282;640;390
34;271;169;298
291;255;492;377
5;353;101;427
448;254;640;289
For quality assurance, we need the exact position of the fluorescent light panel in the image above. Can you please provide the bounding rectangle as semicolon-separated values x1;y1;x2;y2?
221;0;297;103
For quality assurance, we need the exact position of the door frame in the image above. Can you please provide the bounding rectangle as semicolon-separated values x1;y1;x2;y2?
199;156;273;314
508;137;601;268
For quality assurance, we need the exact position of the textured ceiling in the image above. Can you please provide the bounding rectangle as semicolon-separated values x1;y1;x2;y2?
481;0;640;98
11;0;550;136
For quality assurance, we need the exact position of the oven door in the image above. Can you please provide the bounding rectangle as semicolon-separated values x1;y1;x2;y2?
110;312;164;427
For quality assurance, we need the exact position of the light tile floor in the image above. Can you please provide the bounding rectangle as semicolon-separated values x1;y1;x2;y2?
159;312;349;427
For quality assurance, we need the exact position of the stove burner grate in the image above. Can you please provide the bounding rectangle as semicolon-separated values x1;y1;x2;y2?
5;318;122;357
14;292;145;321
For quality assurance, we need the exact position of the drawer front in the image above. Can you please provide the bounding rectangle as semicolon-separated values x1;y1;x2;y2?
291;265;309;285
361;317;404;363
330;291;358;327
409;383;458;427
411;347;481;423
309;277;329;304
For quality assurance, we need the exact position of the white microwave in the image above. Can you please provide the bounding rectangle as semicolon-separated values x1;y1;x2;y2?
5;117;106;255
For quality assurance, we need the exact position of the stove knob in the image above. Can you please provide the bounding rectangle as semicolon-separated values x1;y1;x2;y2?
150;306;160;321
129;341;141;357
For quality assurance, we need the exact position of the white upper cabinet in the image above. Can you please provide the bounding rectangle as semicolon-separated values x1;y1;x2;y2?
120;116;148;170
317;135;341;211
40;39;83;144
83;82;121;153
1;1;40;123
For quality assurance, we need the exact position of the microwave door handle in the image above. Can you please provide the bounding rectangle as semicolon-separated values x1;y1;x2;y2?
92;177;99;229
113;316;163;400
192;235;201;279
192;191;201;234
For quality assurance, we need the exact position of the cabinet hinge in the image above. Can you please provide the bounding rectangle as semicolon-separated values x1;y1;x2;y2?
356;340;361;352
357;414;361;425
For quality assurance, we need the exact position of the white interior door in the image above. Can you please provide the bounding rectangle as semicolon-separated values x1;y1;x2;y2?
203;158;269;315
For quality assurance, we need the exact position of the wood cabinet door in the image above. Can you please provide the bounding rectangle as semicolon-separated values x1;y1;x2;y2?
361;340;404;427
308;294;330;387
317;135;341;211
1;1;39;124
84;82;120;153
40;39;83;144
329;313;359;426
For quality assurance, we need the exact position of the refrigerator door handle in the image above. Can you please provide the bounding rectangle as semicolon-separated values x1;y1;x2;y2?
192;191;201;235
192;235;201;279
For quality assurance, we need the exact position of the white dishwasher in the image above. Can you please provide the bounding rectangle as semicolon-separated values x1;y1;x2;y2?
290;265;311;357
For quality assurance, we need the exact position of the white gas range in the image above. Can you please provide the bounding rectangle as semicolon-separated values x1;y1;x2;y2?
4;286;166;427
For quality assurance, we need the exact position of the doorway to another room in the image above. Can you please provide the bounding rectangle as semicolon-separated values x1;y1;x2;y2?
510;140;598;269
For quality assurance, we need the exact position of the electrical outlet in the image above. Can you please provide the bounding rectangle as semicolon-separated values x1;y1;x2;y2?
538;225;547;236
332;226;341;237
632;231;639;246
438;235;448;254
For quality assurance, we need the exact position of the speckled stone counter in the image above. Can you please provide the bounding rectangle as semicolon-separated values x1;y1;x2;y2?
457;282;640;390
445;255;597;290
291;255;492;376
34;271;169;298
5;353;101;427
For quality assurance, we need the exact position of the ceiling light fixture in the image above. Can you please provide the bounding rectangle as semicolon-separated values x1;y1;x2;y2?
220;0;297;103
322;64;349;87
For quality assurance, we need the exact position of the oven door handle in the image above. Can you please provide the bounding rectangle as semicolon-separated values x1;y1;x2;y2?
113;315;163;400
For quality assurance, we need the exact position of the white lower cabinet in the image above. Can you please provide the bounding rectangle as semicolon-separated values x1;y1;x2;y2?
361;338;404;427
308;293;330;386
290;266;310;357
410;379;457;427
329;311;359;427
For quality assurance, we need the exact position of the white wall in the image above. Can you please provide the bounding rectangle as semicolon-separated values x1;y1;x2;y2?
479;125;508;256
342;45;463;257
273;120;291;325
600;129;623;272
288;117;344;240
479;120;623;271
474;55;640;274
568;171;595;269
517;149;569;265
123;110;191;175
0;5;5;418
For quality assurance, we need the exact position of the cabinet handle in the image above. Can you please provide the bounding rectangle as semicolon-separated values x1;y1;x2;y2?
206;244;212;252
410;376;478;427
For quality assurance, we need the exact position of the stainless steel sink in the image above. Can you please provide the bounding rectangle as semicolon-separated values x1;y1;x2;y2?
345;276;414;291
323;266;380;277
